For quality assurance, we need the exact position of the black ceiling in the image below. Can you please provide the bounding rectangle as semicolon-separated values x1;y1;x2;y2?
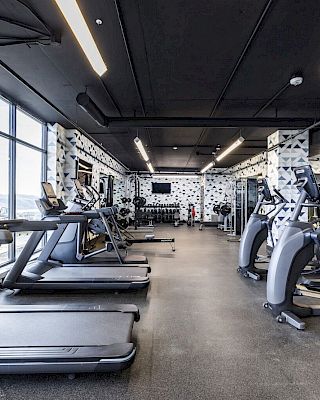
0;0;320;171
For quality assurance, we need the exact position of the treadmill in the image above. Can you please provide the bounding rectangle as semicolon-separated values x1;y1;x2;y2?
2;213;150;291
0;220;139;375
41;182;148;266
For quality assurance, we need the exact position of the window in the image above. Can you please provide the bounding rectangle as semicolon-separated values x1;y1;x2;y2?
0;97;46;266
16;145;43;255
0;137;9;264
0;98;9;134
16;109;43;148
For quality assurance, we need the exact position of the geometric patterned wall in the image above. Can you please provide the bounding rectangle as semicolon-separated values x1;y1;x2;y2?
47;125;311;232
225;129;310;241
133;172;233;222
47;123;128;204
203;173;233;222
136;175;201;221
47;124;77;200
310;157;320;174
267;129;309;239
228;152;267;179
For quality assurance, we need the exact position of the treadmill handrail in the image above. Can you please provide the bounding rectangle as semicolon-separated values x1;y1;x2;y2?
3;230;46;286
57;214;87;223
0;220;58;232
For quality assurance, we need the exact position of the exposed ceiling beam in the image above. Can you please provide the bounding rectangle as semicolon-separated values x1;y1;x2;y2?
186;0;274;166
152;145;266;149
0;59;129;170
113;0;153;151
77;93;314;128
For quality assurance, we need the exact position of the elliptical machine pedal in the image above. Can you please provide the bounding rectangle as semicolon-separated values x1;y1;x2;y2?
237;267;262;281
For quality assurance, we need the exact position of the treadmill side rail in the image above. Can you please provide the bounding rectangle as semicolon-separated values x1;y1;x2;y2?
0;345;136;375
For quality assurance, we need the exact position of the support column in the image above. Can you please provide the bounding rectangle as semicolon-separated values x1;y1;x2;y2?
267;129;309;240
46;123;77;202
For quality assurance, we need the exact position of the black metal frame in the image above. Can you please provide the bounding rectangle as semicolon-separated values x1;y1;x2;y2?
0;95;47;267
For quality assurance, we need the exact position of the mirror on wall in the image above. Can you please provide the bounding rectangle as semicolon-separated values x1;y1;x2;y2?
100;174;114;207
76;159;93;186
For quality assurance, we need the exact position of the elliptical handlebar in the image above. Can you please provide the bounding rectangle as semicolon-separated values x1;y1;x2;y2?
272;188;288;204
257;178;272;202
84;185;100;209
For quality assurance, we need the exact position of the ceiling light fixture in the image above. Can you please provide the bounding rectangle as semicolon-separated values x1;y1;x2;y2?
216;136;245;162
134;137;149;162
289;75;303;86
147;162;155;173
172;146;178;150
153;174;199;179
55;0;107;76
95;19;103;25
200;161;215;174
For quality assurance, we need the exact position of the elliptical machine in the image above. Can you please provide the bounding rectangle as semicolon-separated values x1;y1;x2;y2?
264;165;320;330
238;178;287;280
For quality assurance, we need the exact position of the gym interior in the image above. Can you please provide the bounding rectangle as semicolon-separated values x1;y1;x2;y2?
0;0;320;398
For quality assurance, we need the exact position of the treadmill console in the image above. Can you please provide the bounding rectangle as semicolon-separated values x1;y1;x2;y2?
294;165;320;201
36;182;67;215
42;182;59;207
257;178;272;202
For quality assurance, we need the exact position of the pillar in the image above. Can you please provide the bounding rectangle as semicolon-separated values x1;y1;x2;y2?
267;129;309;240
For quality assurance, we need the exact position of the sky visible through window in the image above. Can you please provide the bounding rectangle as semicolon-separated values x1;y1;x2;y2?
0;98;9;134
16;109;42;148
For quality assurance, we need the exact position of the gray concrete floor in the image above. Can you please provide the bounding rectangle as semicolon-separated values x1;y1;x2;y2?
0;226;320;400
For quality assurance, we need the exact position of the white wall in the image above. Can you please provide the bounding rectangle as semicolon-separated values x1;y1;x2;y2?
203;173;233;222
47;123;128;204
131;172;232;222
136;175;201;221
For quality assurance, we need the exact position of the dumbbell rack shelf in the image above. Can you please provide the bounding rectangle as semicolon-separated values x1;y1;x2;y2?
143;205;180;208
136;204;180;224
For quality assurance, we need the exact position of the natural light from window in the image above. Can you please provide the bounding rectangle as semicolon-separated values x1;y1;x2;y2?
16;109;43;148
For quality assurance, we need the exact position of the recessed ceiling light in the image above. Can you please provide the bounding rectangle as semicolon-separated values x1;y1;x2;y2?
173;146;178;150
289;75;303;86
95;19;103;25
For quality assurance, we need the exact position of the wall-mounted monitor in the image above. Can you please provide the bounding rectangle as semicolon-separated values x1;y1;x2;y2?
152;182;171;194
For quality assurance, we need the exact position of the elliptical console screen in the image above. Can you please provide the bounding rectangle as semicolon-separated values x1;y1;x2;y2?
42;182;59;207
294;165;320;201
257;178;272;201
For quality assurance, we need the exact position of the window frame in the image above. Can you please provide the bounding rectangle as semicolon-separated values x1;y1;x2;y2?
0;96;47;267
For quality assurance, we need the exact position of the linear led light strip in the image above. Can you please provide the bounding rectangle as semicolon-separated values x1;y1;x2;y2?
216;137;245;162
147;162;155;173
153;174;199;179
134;137;155;173
200;161;214;174
200;137;245;174
55;0;107;76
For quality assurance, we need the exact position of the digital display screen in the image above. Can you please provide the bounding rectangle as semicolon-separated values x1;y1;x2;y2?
152;183;171;194
41;182;59;206
42;182;56;198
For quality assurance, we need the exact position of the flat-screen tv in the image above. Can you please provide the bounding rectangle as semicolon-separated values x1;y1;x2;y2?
152;182;171;194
